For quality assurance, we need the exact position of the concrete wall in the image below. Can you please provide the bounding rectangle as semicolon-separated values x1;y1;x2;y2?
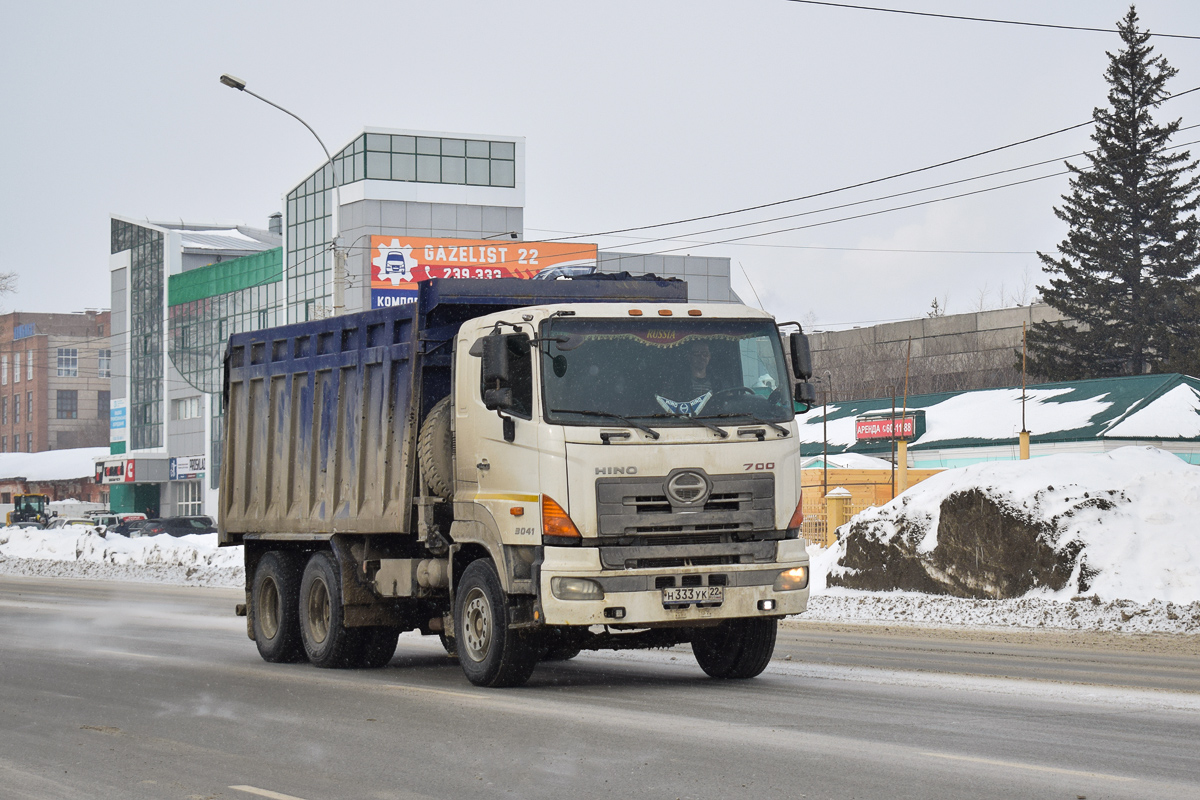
809;304;1066;401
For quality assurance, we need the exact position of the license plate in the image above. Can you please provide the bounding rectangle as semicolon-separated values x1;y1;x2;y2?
661;586;724;606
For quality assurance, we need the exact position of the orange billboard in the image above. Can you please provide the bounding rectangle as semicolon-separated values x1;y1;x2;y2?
370;236;598;308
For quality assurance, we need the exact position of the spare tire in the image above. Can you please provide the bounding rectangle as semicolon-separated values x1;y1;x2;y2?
418;396;454;498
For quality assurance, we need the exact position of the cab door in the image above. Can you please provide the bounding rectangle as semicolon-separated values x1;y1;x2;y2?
456;327;542;542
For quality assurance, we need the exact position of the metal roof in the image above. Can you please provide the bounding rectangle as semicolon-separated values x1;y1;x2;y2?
797;373;1200;456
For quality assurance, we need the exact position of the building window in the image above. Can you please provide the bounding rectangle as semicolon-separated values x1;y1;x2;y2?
0;492;8;503
13;352;20;383
26;349;32;380
57;348;78;377
178;481;203;516
27;433;31;452
26;392;31;422
1;437;5;453
172;396;202;420
1;396;6;425
98;349;112;379
56;389;77;419
14;394;19;424
98;390;110;419
2;355;7;385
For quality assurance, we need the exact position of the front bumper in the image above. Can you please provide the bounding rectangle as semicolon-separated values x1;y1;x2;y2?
537;540;809;627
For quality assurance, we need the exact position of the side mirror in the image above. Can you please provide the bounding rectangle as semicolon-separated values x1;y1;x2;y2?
793;380;817;413
480;334;512;385
789;332;813;381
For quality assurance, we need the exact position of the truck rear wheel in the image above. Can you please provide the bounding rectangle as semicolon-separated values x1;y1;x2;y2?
691;618;778;679
251;551;306;663
418;396;454;498
299;551;363;669
454;560;538;687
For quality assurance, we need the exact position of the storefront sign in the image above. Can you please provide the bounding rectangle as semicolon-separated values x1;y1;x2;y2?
170;455;205;480
110;400;127;444
98;459;126;484
854;410;927;442
369;236;598;308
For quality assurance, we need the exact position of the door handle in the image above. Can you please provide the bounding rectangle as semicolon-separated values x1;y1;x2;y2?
477;458;490;471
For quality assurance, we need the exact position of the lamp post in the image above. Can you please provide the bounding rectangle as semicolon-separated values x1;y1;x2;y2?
220;74;346;315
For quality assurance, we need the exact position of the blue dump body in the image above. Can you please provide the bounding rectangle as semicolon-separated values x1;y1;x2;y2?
219;277;687;544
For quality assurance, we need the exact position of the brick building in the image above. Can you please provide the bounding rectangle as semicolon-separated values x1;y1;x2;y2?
0;311;112;453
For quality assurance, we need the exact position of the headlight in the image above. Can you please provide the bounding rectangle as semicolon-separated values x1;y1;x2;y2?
550;577;605;601
773;566;809;591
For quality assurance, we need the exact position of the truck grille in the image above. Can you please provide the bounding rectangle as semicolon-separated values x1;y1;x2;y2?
596;471;775;539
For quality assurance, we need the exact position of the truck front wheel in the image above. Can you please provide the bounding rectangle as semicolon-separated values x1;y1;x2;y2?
454;560;538;687
691;618;778;679
299;551;363;669
251;550;306;663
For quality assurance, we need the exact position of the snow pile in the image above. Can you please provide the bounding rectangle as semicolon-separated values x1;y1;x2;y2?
823;446;1200;605
0;526;243;587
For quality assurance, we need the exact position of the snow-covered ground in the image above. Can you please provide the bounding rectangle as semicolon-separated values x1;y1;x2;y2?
2;448;1198;636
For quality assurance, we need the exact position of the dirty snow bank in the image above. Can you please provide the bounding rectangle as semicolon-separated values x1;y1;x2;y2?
0;527;243;588
822;446;1200;605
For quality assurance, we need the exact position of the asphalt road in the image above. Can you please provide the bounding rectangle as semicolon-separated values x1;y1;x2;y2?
1;575;1198;800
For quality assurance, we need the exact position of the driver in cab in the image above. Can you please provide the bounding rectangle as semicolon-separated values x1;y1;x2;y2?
656;340;729;416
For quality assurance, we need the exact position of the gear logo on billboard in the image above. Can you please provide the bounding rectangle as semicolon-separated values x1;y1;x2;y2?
369;235;597;310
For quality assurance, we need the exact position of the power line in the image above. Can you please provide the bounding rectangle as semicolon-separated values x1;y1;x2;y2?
783;1;1200;41
538;84;1200;244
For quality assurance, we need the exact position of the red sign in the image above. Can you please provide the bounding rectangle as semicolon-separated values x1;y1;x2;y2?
126;460;135;482
855;417;917;441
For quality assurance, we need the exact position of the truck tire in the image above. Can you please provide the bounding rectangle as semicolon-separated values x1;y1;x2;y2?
299;551;365;669
418;396;454;498
353;627;400;669
454;560;538;687
439;631;459;660
691;618;778;679
251;551;307;663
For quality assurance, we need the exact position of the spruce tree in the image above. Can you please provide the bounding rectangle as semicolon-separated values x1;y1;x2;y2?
1027;5;1200;380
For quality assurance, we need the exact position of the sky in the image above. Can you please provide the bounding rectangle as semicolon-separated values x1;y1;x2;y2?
3;0;1200;332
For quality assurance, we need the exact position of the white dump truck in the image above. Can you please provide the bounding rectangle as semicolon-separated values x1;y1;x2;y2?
220;277;817;686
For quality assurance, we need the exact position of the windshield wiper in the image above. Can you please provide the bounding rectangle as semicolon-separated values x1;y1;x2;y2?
550;409;661;440
697;412;790;437
634;412;729;439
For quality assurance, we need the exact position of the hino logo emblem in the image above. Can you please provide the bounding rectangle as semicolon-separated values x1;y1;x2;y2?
665;469;710;506
596;466;638;475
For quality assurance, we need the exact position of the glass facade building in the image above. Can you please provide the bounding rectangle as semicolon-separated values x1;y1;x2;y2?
284;130;522;323
112;219;165;451
168;248;282;488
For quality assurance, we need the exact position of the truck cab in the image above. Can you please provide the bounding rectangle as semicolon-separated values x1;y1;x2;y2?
450;303;809;631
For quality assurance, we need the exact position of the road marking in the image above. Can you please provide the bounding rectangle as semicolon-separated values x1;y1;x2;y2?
922;752;1135;782
229;786;311;800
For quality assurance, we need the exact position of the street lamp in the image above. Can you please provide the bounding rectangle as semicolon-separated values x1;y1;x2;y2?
220;74;346;315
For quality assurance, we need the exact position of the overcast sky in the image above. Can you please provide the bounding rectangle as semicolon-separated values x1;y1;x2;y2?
4;0;1200;330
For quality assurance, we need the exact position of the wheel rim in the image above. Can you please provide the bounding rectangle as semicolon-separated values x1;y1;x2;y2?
461;587;492;663
258;576;280;639
307;577;331;644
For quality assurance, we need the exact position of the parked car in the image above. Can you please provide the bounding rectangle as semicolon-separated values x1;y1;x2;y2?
111;518;154;537
47;517;100;530
136;517;218;537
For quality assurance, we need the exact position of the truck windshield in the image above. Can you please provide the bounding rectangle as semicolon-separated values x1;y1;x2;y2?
541;317;792;428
